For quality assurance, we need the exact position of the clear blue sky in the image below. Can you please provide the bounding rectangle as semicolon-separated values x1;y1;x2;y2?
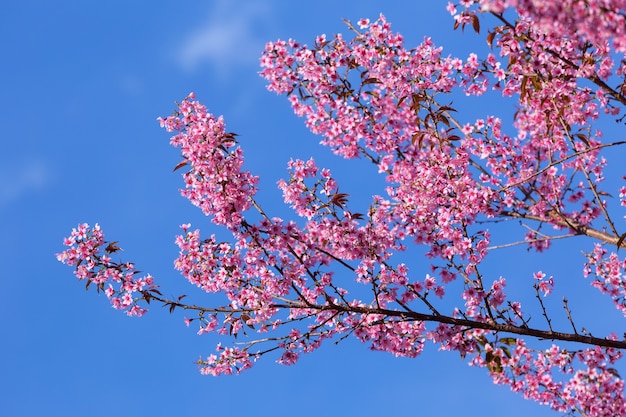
2;1;624;416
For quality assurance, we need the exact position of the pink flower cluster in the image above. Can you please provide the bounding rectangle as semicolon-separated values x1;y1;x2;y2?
56;223;155;316
479;0;626;55
198;345;254;376
533;271;555;297
470;339;625;416
584;244;626;316
158;93;259;230
261;15;499;267
258;9;618;262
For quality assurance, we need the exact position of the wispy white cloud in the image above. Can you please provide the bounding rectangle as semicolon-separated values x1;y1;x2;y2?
0;158;52;209
176;0;271;76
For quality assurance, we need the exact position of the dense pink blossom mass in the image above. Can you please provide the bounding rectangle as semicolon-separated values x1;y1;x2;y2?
58;1;626;415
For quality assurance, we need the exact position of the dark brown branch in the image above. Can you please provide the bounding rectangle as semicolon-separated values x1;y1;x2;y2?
324;302;626;350
144;291;626;350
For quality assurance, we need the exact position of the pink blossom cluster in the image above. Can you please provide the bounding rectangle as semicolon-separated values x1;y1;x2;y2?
277;158;335;219
262;10;619;243
197;345;254;376
533;271;554;297
56;223;155;316
477;0;626;55
261;15;499;269
470;339;625;416
584;244;626;316
158;93;259;230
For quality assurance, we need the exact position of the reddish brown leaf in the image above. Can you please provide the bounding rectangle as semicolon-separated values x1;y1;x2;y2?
520;76;529;101
351;212;364;220
362;77;381;86
487;31;495;48
105;241;121;254
471;14;480;34
331;193;349;208
173;160;188;172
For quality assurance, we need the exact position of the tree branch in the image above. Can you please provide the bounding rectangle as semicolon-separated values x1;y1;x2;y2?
500;210;626;249
144;291;626;350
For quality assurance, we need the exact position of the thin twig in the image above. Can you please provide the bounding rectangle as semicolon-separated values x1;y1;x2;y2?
562;297;579;335
487;233;576;250
534;284;553;333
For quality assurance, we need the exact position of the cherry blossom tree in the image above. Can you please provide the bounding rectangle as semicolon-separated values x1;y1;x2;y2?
58;1;626;415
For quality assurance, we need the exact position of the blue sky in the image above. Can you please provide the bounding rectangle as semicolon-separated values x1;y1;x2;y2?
2;1;624;416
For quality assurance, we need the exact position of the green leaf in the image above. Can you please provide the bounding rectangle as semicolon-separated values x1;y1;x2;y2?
500;337;517;346
501;346;512;359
